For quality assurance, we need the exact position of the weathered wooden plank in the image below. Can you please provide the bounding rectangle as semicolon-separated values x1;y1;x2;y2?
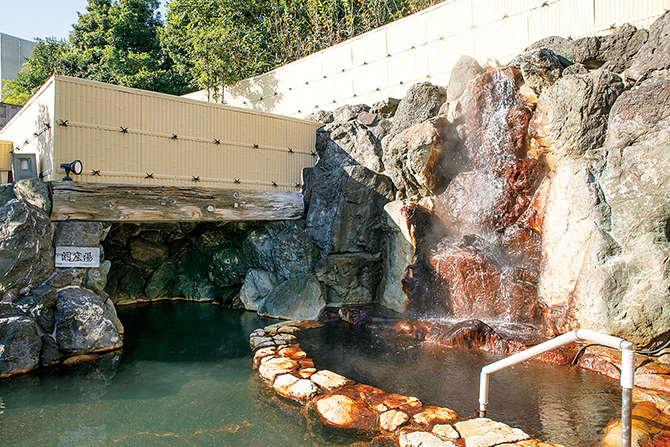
50;182;304;222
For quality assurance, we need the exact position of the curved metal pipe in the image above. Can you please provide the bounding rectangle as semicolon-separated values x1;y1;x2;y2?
478;329;635;447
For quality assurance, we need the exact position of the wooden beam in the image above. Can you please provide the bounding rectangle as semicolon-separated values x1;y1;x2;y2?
50;182;304;222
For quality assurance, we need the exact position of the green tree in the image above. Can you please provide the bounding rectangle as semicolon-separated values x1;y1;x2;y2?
2;0;190;105
161;0;441;100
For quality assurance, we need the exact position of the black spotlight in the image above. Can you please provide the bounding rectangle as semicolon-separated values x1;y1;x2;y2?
61;160;83;181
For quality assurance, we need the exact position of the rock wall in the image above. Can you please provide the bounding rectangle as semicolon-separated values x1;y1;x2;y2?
0;183;122;378
3;13;670;379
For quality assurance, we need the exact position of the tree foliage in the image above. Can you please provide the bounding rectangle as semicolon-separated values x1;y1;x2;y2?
3;0;441;104
162;0;440;100
2;0;190;104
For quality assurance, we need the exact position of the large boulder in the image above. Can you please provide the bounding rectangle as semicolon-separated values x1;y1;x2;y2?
598;24;649;73
537;78;670;345
463;67;532;170
257;274;326;320
272;226;321;280
383;116;467;198
316;120;384;173
391;82;446;135
575;79;670;345
239;268;280;311
435;159;544;240
55;287;122;354
53;221;110;247
447;55;485;103
512;48;563;94
314;253;382;305
306;165;394;255
144;258;179;299
242;227;275;272
0;302;41;377
529;70;624;169
106;262;145;304
128;232;169;269
177;251;217;301
13;179;51;215
208;246;248;287
625;11;670;83
379;201;416;313
0;184;16;208
0;199;54;294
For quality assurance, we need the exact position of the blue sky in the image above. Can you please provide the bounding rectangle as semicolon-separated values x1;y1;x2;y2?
0;0;167;42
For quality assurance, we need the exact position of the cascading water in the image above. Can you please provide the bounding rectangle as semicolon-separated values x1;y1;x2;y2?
403;67;549;327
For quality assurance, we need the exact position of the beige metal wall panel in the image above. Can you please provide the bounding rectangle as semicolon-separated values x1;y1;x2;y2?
5;75;321;190
0;140;12;170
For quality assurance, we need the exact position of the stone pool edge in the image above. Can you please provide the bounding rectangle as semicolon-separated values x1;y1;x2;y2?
249;320;564;447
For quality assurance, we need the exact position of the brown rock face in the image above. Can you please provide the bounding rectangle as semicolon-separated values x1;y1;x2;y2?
465;67;532;170
430;247;502;320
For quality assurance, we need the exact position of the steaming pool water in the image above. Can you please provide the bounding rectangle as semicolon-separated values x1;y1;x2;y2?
0;302;620;446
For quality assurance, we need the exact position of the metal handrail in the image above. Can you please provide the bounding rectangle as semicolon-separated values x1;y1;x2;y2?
478;329;635;447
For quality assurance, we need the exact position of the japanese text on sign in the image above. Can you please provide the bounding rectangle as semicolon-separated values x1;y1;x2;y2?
55;247;100;268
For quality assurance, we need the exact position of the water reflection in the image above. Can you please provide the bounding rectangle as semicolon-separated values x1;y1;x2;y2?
298;321;620;446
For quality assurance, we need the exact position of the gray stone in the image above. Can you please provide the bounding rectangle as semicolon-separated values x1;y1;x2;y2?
370;98;400;119
305;110;335;124
208;246;248;287
526;35;576;66
383;116;467;198
0;183;16;207
572;36;601;69
0;199;54;294
0;302;41;377
128;234;169;269
306;165;394;255
391;82;446;134
333;104;369;125
239;268;280;311
380;201;416;313
145;258;179;299
17;294;55;334
53;221;107;247
316;120;384;173
529;70;624;168
104;297;124;336
55;287;122;354
579;79;670;345
357;111;378;126
447;55;485;102
84;260;111;298
13;179;51;215
625;11;670;83
242;228;275;272
513;48;563;94
272;226;321;280
177;251;217;301
258;274;326;321
314;253;382;305
599;24;648;73
40;334;60;366
195;229;229;252
47;268;87;289
562;63;589;76
106;263;145;304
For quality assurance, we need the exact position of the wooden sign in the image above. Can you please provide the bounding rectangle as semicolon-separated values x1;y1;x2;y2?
55;247;100;268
